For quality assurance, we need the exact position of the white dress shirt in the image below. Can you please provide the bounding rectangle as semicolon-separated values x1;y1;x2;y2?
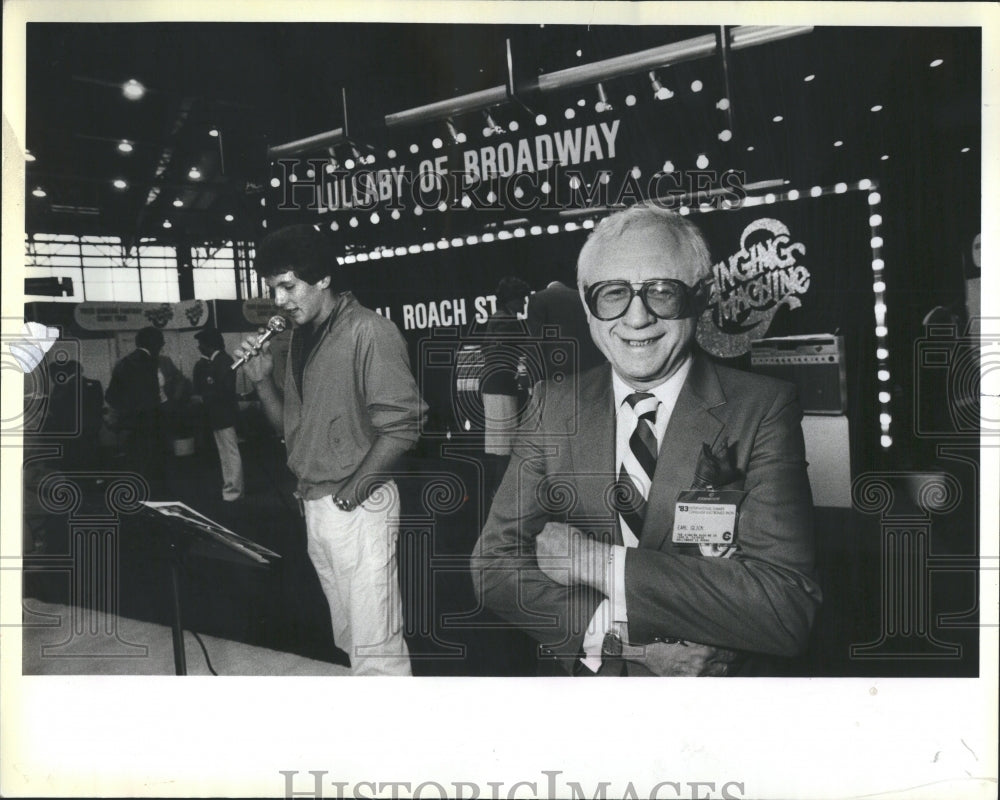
579;354;693;672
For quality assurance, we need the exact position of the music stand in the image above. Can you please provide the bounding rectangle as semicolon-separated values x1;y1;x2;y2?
138;501;281;675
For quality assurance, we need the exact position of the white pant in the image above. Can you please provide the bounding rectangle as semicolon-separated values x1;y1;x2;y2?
482;393;520;455
212;426;244;501
303;481;411;676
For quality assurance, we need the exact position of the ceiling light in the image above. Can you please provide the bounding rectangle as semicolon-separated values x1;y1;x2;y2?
772;115;784;123
834;140;843;147
224;214;234;222
173;199;183;208
930;58;943;68
880;154;890;161
208;128;219;137
117;140;133;154
649;70;673;100
804;74;815;82
122;79;146;100
162;220;172;229
25;150;36;162
32;187;46;198
112;178;127;190
870;105;883;112
595;82;612;113
961;147;970;153
446;119;467;145
483;110;504;138
188;167;202;180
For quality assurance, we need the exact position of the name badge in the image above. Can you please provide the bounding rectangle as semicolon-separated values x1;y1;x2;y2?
671;489;745;545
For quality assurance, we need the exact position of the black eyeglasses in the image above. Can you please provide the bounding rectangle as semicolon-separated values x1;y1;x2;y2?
583;279;709;321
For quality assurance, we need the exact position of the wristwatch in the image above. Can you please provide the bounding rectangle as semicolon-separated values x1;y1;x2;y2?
602;631;688;659
332;495;357;512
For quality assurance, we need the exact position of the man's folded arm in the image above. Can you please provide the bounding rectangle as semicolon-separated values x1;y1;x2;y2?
470;386;603;662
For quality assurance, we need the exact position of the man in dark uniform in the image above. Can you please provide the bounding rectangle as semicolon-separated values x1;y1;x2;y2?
526;280;606;375
193;327;243;502
105;326;165;481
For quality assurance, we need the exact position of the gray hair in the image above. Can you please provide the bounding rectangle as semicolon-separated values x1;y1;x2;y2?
576;202;713;288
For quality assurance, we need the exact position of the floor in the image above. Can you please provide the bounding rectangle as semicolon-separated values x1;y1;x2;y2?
20;425;981;678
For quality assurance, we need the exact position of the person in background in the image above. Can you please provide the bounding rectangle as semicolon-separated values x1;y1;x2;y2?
526;279;606;375
105;326;166;482
43;358;104;470
236;224;426;676
192;327;244;502
479;276;531;502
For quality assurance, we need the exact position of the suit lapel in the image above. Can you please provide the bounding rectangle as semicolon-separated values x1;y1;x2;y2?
641;354;728;552
565;366;616;518
566;365;615;472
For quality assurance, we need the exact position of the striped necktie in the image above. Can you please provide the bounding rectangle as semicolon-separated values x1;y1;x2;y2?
617;392;660;544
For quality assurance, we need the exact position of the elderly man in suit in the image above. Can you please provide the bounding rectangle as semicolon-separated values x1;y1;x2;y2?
472;203;821;676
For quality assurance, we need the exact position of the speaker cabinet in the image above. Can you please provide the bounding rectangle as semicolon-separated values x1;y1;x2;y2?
750;335;847;414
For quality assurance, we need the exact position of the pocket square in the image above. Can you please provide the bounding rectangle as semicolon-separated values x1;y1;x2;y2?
692;438;742;489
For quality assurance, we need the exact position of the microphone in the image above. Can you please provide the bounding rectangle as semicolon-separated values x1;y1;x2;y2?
231;315;287;370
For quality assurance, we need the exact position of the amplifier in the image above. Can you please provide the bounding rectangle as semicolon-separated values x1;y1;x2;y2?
750;335;847;414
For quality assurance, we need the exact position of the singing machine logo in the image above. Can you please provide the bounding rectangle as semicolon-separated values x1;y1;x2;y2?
697;218;810;358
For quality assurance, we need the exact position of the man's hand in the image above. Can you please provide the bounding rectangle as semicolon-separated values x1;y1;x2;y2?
628;640;738;677
234;330;273;385
535;522;611;592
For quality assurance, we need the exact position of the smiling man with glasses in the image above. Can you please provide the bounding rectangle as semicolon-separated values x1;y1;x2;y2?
472;202;821;677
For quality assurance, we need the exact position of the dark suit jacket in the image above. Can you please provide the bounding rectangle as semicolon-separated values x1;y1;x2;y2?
526;284;606;373
471;353;821;674
105;349;160;431
193;351;239;430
